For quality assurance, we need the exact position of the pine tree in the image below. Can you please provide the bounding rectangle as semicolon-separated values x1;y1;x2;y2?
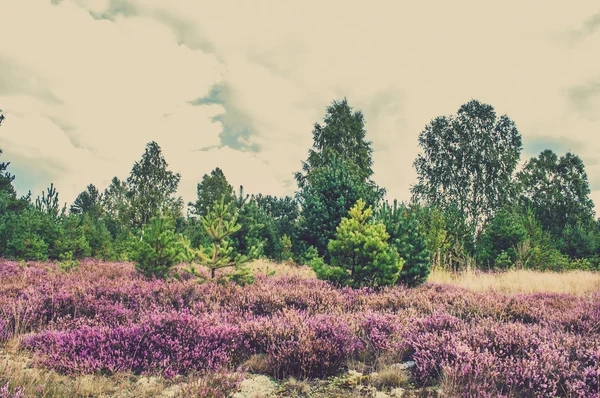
376;200;431;286
133;215;183;279
314;199;403;288
297;156;384;260
197;197;253;283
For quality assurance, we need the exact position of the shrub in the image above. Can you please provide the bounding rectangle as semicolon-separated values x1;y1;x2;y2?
244;311;362;379
24;313;245;378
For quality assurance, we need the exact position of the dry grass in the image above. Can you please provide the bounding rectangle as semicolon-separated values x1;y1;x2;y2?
248;259;316;279
282;377;312;396
371;365;411;389
428;268;600;295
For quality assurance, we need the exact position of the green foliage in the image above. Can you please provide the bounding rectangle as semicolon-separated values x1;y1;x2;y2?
557;222;598;260
102;177;129;226
35;183;66;219
55;214;92;260
412;99;522;236
191;167;235;217
70;184;102;219
314;200;403;288
517;150;595;237
295;98;374;188
196;197;254;284
5;208;50;261
80;214;114;259
376;201;430;286
477;208;529;270
297;156;384;260
280;234;293;261
254;194;300;259
132;215;183;279
231;198;269;258
126;141;182;228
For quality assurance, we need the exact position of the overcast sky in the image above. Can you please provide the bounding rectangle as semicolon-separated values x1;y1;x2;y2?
1;0;599;211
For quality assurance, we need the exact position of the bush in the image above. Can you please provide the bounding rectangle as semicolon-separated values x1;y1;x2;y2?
244;311;362;378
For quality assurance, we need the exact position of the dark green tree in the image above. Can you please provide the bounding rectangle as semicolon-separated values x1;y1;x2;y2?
517;150;595;237
476;207;529;269
254;194;300;260
295;98;374;188
0;149;29;256
297;156;384;260
126;142;182;228
70;184;102;218
5;208;49;261
314;200;402;288
190;167;235;217
35;183;66;219
376;200;430;286
412;100;522;237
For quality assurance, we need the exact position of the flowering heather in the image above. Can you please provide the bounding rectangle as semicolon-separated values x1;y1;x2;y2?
1;260;600;396
0;383;24;398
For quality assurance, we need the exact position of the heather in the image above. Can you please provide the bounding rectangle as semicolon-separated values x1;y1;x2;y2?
1;260;600;396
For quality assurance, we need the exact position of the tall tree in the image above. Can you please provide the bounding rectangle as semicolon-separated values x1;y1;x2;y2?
297;156;384;259
412;100;522;237
126;141;182;228
191;167;234;217
517;150;595;237
70;184;102;219
295;98;374;187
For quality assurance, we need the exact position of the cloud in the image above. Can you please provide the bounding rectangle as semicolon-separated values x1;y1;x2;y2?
1;0;600;214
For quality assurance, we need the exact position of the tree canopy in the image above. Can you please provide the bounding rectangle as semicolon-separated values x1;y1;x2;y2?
412;100;522;236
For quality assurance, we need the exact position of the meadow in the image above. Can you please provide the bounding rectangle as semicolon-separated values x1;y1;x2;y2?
1;259;599;397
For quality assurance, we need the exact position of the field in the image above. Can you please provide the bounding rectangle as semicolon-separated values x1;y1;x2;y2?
1;260;600;397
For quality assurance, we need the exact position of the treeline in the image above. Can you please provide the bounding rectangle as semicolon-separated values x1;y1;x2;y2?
0;98;598;287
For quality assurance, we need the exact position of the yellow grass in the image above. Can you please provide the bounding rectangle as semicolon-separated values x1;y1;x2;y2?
428;268;600;295
248;259;316;279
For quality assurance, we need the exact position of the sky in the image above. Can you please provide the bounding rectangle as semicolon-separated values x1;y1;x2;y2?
1;0;599;212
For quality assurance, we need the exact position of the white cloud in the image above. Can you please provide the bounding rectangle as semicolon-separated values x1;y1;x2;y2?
1;0;600;212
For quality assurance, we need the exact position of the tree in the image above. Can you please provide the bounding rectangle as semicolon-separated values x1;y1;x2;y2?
190;167;235;217
254;194;300;260
35;183;65;219
313;200;403;288
70;184;102;219
476;207;529;270
412;100;522;237
517;150;595;237
126;141;182;228
132;215;183;279
295;98;374;188
376;201;430;286
297;156;384;260
197;197;253;282
0;149;29;256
